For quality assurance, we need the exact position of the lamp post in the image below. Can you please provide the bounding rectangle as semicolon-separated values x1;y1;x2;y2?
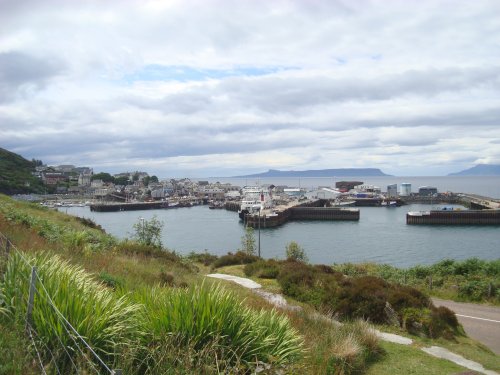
140;217;145;242
258;207;261;258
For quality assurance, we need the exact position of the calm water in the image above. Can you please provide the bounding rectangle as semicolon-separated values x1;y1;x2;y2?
62;203;499;268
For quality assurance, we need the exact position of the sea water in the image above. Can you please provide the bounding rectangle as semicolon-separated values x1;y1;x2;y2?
62;202;499;268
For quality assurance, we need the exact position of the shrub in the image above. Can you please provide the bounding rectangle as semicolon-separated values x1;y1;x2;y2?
213;251;259;268
132;283;304;370
285;241;308;262
387;285;430;312
244;259;280;279
115;240;180;262
335;277;388;323
186;251;218;266
458;279;494;301
98;271;124;290
133;216;164;249
159;270;175;286
0;252;143;371
240;226;256;255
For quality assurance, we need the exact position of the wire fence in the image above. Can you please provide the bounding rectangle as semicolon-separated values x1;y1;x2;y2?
0;231;123;375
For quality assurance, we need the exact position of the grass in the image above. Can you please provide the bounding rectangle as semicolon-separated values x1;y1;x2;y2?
333;260;500;305
0;321;38;375
366;341;465;375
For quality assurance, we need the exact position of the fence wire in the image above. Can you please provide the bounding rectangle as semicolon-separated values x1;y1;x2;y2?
0;231;118;375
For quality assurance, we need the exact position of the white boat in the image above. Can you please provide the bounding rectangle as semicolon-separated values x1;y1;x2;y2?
238;187;273;219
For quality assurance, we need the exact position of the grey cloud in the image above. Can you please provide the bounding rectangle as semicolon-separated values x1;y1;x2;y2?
128;66;500;116
0;52;64;102
218;66;500;113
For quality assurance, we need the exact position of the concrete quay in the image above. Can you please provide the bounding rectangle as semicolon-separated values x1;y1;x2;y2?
243;199;360;228
407;209;500;225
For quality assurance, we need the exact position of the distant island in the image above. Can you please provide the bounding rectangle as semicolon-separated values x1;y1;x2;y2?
448;164;500;176
234;168;391;178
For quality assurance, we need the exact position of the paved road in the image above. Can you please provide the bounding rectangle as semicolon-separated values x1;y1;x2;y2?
432;298;500;355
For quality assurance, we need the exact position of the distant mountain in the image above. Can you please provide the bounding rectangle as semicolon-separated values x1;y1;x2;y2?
234;168;391;178
448;164;500;176
0;147;44;195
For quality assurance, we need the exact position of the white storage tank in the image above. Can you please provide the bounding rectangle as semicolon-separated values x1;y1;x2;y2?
400;183;412;196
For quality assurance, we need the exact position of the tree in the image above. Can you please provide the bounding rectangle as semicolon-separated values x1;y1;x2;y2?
114;176;130;186
133;216;164;248
150;175;159;183
241;226;256;255
286;241;308;262
91;172;114;183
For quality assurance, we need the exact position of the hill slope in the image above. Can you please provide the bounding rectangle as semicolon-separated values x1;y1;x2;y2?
448;164;500;176
235;168;391;178
0;147;44;194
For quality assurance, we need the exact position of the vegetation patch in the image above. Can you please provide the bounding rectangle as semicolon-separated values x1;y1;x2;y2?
333;258;500;304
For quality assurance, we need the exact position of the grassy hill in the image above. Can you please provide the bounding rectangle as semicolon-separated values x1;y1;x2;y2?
0;147;44;195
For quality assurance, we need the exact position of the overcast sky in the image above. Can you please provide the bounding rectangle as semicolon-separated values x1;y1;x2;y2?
1;0;499;177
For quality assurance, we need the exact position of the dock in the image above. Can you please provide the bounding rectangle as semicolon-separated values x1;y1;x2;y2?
407;209;500;225
242;199;360;228
89;201;190;212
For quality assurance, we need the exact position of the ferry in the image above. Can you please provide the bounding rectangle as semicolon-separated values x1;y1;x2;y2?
238;186;273;220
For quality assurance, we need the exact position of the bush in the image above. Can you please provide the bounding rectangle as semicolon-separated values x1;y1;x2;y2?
335;277;388;323
132;283;304;370
213;251;259;268
244;259;281;279
285;241;308;262
98;271;124;290
115;240;180;262
133;216;164;248
458;279;496;301
186;251;218;266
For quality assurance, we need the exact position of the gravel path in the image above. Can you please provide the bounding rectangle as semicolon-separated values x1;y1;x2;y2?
207;273;498;375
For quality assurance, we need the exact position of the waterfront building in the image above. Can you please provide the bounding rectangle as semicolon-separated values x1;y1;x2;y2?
400;183;412;196
419;186;438;196
305;187;341;200
387;184;398;198
283;188;305;197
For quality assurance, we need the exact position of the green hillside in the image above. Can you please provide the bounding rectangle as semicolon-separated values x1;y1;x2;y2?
0;147;44;195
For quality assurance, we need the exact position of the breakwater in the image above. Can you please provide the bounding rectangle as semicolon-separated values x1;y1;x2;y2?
406;209;500;225
243;199;360;228
89;201;192;212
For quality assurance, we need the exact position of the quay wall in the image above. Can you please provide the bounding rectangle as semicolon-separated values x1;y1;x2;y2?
90;202;168;212
406;210;500;225
244;199;359;228
224;201;241;212
290;207;359;221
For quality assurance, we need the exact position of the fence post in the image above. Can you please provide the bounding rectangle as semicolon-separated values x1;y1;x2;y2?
26;266;37;332
428;275;433;290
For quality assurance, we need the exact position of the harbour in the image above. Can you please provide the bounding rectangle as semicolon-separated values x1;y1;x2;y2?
58;203;499;268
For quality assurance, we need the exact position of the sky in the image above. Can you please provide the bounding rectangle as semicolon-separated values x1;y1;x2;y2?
1;0;499;177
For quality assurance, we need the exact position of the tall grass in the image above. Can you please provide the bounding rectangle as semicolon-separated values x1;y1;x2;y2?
131;283;304;372
0;252;143;372
0;251;303;373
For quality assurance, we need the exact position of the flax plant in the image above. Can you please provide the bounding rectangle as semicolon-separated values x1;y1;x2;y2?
0;252;144;372
132;283;303;372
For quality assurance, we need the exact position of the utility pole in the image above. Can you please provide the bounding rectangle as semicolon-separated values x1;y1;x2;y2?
258;208;261;258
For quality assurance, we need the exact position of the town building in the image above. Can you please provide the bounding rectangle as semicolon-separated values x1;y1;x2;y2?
387;184;398;198
400;183;412;196
418;186;438;196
